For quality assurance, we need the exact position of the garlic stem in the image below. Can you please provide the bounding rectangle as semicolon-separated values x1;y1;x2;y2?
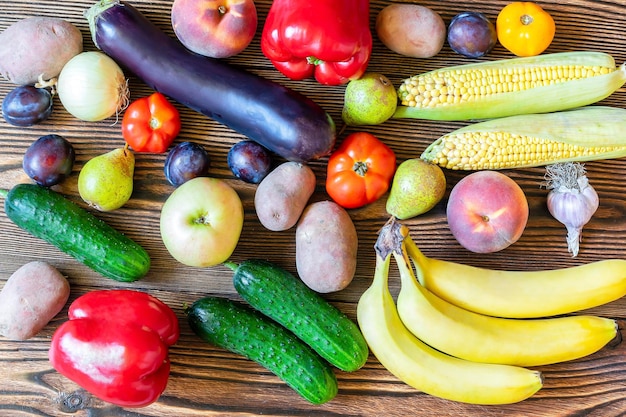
544;162;599;257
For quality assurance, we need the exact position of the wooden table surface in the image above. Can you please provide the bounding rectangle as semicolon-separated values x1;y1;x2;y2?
2;0;626;415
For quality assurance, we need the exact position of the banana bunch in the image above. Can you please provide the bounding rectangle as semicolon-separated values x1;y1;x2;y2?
357;218;621;405
357;220;542;405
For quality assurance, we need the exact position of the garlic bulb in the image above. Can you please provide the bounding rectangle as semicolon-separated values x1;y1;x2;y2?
544;162;599;257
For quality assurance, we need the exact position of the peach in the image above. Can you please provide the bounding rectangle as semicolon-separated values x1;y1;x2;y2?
446;171;529;253
171;0;257;59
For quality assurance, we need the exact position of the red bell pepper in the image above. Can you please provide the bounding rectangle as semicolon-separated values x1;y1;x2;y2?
49;290;179;408
261;0;372;86
122;92;181;153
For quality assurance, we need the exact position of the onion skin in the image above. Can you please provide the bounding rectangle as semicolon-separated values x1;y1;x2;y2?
86;0;336;162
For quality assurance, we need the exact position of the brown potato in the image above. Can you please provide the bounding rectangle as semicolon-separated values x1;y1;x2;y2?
0;261;70;340
0;17;83;85
254;162;316;231
376;4;446;59
295;201;358;293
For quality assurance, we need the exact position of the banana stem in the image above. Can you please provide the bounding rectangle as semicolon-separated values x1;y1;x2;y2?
368;218;407;303
372;250;392;290
375;218;407;260
392;240;419;290
403;236;430;286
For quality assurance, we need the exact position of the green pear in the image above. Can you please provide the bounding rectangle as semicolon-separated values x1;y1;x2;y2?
78;146;135;211
386;158;446;220
342;72;398;125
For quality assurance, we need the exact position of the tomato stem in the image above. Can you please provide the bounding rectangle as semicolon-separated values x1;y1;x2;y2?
520;14;534;25
149;116;161;130
353;161;368;176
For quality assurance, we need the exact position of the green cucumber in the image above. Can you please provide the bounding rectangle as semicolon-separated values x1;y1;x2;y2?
227;259;369;373
186;296;338;404
0;184;150;282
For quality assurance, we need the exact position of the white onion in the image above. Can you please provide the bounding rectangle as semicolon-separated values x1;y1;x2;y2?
57;51;129;122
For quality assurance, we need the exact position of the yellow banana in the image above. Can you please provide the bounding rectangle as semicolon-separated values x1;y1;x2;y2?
356;220;543;405
394;238;617;367
405;236;626;318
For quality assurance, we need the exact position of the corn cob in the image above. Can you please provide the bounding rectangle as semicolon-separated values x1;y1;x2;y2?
394;51;626;121
420;106;626;170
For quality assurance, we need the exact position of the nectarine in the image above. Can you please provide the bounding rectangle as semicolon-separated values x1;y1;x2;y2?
446;171;528;253
171;0;257;59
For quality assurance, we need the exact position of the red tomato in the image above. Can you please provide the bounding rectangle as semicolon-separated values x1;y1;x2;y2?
326;132;396;209
121;92;181;153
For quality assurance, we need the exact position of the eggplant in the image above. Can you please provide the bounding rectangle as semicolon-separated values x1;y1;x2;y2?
85;0;336;162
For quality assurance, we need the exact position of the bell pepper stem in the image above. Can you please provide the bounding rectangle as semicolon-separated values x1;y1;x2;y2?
306;56;324;66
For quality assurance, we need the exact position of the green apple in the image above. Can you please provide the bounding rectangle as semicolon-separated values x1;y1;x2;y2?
160;177;244;267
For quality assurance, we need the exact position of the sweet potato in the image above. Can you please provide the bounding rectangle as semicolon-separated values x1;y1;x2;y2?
0;261;70;340
0;17;83;85
254;162;316;231
295;201;358;293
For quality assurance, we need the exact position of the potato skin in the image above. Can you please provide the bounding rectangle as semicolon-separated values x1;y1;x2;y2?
254;162;316;231
0;261;70;340
295;201;358;293
376;4;446;59
0;17;83;85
